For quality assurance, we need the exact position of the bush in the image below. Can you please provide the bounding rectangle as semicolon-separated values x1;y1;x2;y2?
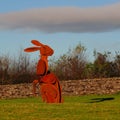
49;43;87;80
1;44;120;84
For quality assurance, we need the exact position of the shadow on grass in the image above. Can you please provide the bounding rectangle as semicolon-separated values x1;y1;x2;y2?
89;97;114;103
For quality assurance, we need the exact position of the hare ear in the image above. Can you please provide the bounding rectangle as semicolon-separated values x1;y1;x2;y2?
31;40;44;46
24;47;40;52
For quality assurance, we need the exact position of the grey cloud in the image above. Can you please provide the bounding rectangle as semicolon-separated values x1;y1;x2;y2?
0;3;120;33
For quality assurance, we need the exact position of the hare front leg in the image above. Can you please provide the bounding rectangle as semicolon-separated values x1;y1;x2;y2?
32;79;39;96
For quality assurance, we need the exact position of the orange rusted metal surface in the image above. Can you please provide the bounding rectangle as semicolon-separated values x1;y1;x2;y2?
24;40;63;103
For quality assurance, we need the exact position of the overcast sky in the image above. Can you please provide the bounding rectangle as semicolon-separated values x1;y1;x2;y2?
0;0;120;61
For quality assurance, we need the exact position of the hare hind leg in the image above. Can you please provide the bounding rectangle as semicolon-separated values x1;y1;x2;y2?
40;84;59;103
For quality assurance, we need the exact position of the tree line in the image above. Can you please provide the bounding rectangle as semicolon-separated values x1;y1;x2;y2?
0;43;120;84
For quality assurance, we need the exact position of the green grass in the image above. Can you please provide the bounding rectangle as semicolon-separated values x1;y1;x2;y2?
0;94;120;120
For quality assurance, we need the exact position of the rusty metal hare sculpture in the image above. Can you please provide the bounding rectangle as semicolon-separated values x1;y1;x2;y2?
24;40;63;103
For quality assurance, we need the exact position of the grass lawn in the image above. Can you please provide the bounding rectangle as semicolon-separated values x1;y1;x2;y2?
0;94;120;120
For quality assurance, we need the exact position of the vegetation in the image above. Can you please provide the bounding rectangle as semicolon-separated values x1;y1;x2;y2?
49;44;120;80
49;43;87;80
0;43;120;84
0;52;36;84
0;94;120;120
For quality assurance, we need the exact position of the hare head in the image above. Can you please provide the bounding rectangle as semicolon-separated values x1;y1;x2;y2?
24;40;54;74
24;40;54;56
